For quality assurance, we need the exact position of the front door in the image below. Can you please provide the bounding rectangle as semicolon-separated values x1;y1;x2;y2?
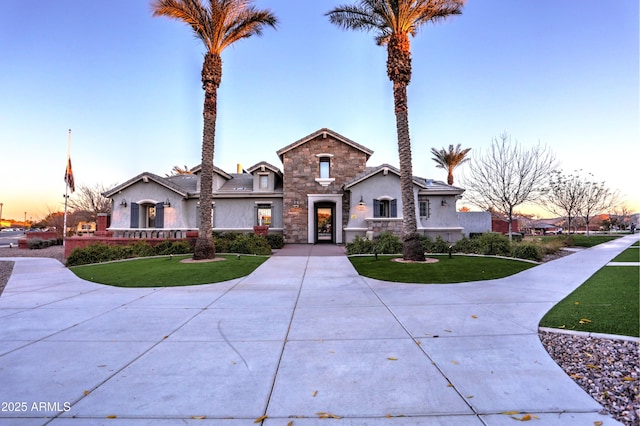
315;203;334;243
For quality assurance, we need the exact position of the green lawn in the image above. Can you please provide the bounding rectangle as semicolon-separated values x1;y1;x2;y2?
611;247;639;263
348;254;536;284
540;234;621;248
70;254;268;287
539;266;640;337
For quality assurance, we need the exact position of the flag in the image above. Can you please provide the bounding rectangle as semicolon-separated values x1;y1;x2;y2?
64;157;75;193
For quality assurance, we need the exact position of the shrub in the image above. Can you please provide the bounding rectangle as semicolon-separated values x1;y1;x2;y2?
154;240;193;255
453;236;480;253
212;234;231;253
27;239;44;249
228;234;271;255
420;235;433;253
430;236;451;254
346;235;374;255
128;241;155;258
476;232;511;256
373;232;403;254
265;233;284;249
511;242;543;261
66;243;117;266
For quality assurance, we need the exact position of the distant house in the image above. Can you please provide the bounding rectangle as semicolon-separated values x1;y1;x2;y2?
104;128;466;244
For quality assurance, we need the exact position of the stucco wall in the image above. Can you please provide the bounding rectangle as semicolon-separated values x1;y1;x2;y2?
458;211;492;237
213;198;283;231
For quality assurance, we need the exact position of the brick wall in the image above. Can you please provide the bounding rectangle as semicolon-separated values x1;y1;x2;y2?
281;134;368;243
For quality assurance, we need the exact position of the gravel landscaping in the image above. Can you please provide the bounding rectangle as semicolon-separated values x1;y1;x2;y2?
0;245;637;424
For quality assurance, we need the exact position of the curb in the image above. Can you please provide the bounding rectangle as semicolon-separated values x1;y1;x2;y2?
539;327;639;343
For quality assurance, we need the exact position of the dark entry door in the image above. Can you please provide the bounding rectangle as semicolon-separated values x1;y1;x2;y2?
315;203;334;243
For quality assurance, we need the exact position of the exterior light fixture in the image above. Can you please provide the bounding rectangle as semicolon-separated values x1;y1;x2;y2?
120;199;127;207
358;195;366;206
293;200;300;208
441;199;448;207
163;198;171;207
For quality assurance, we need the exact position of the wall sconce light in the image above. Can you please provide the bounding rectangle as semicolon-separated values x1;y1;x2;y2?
163;198;171;207
441;199;448;207
293;200;300;208
120;199;127;207
358;195;366;206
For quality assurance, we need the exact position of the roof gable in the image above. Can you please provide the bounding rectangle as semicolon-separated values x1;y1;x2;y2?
189;165;233;180
344;164;426;189
103;172;190;198
276;128;373;161
246;161;282;177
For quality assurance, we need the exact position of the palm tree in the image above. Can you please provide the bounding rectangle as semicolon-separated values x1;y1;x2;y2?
152;0;277;260
327;0;464;261
430;144;471;185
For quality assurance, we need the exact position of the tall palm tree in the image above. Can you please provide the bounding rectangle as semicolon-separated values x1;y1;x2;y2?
430;144;471;185
152;0;277;260
327;0;464;261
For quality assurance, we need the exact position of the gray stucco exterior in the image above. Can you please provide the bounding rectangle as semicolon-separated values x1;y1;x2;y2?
103;129;466;243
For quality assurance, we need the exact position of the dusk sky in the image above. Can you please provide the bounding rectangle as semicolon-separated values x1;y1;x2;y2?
1;0;638;222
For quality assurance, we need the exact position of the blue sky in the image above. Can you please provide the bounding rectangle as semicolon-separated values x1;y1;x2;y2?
1;0;638;222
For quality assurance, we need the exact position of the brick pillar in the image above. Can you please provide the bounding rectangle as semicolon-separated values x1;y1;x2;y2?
95;213;111;237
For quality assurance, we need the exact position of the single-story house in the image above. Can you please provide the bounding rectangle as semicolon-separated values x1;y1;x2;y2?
103;128;466;244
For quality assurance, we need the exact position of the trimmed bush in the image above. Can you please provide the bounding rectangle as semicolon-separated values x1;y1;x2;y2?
228;234;271;255
511;242;543;261
265;233;284;249
452;236;480;254
346;235;374;255
67;243;117;266
476;232;511;256
128;241;155;258
154;240;193;255
27;239;44;249
430;236;451;254
373;232;403;254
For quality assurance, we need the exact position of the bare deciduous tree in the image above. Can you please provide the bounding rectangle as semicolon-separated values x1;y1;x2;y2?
67;183;113;223
462;133;557;240
544;170;587;234
575;173;618;236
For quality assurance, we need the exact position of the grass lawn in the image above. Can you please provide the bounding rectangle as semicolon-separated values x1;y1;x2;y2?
540;234;621;248
611;247;639;262
348;254;536;284
539;266;640;337
70;255;268;287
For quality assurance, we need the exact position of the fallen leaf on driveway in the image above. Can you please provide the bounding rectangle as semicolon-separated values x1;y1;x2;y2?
254;415;268;423
510;413;532;421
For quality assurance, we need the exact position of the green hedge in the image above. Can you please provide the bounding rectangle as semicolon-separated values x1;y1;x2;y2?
347;232;547;262
66;240;193;266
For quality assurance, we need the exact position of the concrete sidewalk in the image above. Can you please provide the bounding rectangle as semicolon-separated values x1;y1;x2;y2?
0;235;637;425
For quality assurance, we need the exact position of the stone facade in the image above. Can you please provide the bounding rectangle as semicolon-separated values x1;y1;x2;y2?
278;129;371;243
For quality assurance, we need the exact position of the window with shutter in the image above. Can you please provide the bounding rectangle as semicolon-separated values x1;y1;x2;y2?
155;203;164;228
390;199;397;218
130;203;139;228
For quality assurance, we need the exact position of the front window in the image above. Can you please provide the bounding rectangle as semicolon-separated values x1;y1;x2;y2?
373;199;397;218
419;196;430;219
257;204;272;226
319;157;330;179
259;174;269;190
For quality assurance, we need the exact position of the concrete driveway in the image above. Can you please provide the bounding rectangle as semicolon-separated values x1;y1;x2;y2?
0;235;637;425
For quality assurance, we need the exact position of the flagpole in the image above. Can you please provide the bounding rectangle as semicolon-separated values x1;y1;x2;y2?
63;129;71;247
